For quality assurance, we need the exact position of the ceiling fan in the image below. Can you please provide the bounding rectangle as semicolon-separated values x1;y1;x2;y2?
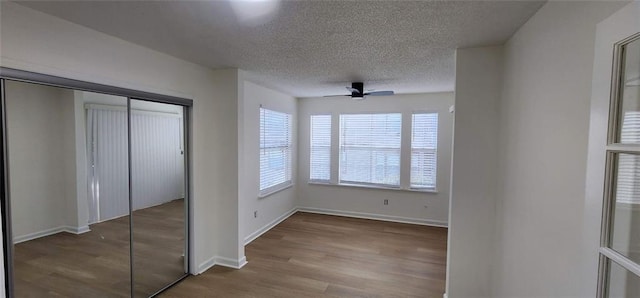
325;82;394;100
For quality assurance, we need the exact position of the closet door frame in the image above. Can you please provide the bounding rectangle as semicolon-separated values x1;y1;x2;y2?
0;67;194;297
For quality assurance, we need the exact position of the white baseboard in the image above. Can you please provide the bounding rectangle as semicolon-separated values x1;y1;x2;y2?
196;255;248;275
297;207;448;228
196;256;216;274
14;225;92;244
244;207;297;245
215;256;247;269
14;226;65;244
63;225;91;234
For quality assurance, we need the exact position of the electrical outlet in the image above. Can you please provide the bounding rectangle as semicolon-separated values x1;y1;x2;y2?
254;211;258;218
384;199;389;205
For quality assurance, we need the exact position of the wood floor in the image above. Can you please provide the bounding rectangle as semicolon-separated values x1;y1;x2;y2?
163;212;447;298
13;199;186;298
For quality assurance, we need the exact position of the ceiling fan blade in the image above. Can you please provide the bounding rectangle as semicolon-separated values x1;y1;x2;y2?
346;87;361;94
364;91;394;96
323;94;350;97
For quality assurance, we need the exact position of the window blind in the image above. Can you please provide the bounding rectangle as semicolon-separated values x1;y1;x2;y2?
310;115;331;181
616;111;640;204
339;113;402;187
260;107;292;193
410;113;438;189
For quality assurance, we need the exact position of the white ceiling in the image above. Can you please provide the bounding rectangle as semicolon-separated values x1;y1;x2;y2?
17;0;546;97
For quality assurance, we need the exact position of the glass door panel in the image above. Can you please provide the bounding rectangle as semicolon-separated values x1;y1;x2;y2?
607;260;640;298
611;153;640;264
601;34;640;297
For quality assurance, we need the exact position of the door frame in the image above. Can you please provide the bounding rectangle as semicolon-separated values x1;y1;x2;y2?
585;2;640;297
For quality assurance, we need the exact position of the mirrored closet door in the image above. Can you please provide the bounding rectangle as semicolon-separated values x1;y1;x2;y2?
130;99;187;297
5;81;131;297
0;70;191;298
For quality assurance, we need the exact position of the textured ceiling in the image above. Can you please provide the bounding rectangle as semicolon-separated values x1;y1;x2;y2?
17;0;545;97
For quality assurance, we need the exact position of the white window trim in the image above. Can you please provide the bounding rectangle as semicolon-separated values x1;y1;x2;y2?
308;180;437;193
258;181;294;199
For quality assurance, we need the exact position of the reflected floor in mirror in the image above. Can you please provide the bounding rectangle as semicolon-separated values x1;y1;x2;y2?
133;199;187;296
13;199;185;298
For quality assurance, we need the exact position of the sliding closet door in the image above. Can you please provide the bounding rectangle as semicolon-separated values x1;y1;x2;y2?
5;80;131;297
129;99;187;297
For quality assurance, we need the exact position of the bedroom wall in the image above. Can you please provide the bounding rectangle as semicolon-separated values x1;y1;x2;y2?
297;92;453;226
495;1;629;296
446;46;503;298
239;80;298;245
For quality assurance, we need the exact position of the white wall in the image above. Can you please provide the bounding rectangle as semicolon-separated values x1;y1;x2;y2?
297;93;453;226
239;80;297;246
1;1;244;274
4;81;76;241
494;1;629;297
446;46;503;298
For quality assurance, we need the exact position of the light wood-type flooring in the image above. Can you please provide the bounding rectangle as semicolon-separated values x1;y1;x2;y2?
163;212;447;297
13;199;186;298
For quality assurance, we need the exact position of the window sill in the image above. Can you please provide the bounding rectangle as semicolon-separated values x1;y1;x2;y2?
259;182;294;199
308;181;438;194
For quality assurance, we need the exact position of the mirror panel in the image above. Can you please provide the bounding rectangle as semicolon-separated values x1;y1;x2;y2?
130;99;187;297
5;80;131;297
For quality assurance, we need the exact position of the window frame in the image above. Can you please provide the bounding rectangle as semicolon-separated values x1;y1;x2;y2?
259;106;293;197
306;110;441;193
337;112;403;188
309;114;332;183
409;112;439;191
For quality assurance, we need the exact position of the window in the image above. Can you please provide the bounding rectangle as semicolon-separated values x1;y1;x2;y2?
339;113;402;187
310;115;331;182
259;107;292;195
411;113;438;189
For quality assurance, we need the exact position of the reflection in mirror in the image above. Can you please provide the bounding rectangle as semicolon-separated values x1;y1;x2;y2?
6;80;131;297
130;99;186;297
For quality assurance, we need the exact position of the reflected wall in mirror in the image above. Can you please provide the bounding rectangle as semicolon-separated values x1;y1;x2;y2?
5;80;131;297
130;99;187;297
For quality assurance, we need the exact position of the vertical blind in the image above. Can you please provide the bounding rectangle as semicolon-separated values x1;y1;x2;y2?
310;115;331;181
87;107;184;223
616;111;640;204
410;113;438;189
87;108;129;223
260;107;292;193
339;113;402;186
